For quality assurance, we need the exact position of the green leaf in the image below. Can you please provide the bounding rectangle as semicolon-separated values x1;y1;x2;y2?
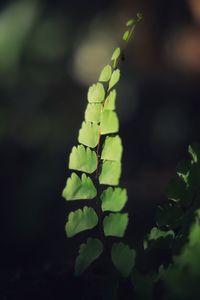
188;143;200;163
103;213;128;237
108;69;120;91
101;187;127;212
69;145;97;174
144;227;175;250
100;110;119;135
123;30;129;41
111;242;136;277
78;121;99;148
99;65;112;82
62;173;97;200
99;160;121;185
111;47;121;61
104;89;116;110
87;83;105;103
126;19;135;26
75;238;103;276
176;159;190;183
101;135;122;161
85;103;101;123
111;48;121;68
147;227;175;241
65;206;98;237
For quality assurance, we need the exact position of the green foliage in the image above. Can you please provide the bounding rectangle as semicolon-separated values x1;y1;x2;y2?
100;110;119;135
104;89;116;110
123;30;130;41
111;47;120;68
78;121;99;148
99;160;121;185
75;238;103;276
62;16;142;277
69;145;97;174
99;64;112;82
101;187;127;212
65;206;98;237
108;69;120;91
103;213;128;237
101;135;122;161
62;173;97;200
87;82;105;103
111;242;136;277
137;142;200;299
85;103;101;123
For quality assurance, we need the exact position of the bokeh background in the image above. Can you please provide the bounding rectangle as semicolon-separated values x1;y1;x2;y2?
1;0;200;298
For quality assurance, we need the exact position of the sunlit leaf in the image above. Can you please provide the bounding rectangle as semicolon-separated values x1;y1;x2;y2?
103;213;128;237
101;135;122;161
78;121;99;148
111;242;136;277
108;69;120;91
99;64;112;82
123;30;129;41
65;207;98;237
100;110;119;135
104;90;116;110
111;47;120;68
87;83;105;103
75;238;103;276
111;47;121;61
101;187;127;212
126;19;135;26
62;173;97;200
99;160;121;185
69;145;97;174
85;103;101;123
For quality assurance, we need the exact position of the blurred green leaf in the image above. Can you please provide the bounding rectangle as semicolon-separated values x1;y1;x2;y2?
108;69;120;91
0;1;39;73
99;64;112;82
126;19;135;26
123;30;130;41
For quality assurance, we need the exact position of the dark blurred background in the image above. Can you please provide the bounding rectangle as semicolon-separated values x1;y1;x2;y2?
0;0;200;298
